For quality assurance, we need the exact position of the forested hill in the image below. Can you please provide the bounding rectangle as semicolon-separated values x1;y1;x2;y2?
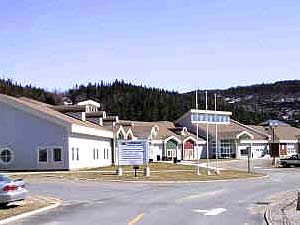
65;80;268;124
3;78;299;126
0;79;61;105
216;80;300;127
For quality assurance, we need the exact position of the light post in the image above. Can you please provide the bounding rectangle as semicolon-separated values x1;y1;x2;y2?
270;121;278;167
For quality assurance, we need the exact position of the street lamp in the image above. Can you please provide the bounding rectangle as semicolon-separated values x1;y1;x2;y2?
269;121;278;166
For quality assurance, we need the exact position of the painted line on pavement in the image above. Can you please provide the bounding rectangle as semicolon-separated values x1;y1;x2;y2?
128;213;144;225
193;208;227;216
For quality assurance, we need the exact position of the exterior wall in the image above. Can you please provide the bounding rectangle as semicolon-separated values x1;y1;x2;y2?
68;134;112;170
280;143;297;158
0;101;69;170
149;143;162;162
237;142;268;159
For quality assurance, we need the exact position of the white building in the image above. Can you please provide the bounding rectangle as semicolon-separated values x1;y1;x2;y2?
0;94;113;171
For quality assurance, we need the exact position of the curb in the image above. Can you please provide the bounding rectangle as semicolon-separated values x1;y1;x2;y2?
264;205;271;225
264;192;296;225
100;174;269;184
0;200;62;225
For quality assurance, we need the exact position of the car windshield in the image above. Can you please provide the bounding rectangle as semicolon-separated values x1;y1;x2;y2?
0;175;11;182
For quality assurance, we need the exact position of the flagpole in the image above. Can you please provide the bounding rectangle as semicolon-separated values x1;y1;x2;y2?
196;89;201;175
215;93;220;175
206;91;211;175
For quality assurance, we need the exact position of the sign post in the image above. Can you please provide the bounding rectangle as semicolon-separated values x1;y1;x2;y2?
117;140;149;177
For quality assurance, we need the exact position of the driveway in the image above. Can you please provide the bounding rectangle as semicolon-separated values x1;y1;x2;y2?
9;161;300;225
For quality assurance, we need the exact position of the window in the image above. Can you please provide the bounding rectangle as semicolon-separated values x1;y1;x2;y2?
106;148;109;159
39;148;48;162
93;149;96;160
104;149;106;159
0;149;14;164
72;148;75;161
96;149;99;159
53;148;62;162
76;148;79;161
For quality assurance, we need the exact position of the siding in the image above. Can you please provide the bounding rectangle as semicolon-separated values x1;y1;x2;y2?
0;101;68;170
68;134;112;169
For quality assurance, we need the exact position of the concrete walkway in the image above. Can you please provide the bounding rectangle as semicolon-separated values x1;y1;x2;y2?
265;190;300;225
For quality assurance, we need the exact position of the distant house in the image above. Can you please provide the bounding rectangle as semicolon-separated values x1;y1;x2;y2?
0;94;113;171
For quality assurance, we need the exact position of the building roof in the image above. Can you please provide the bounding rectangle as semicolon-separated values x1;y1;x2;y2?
259;120;289;126
115;120;205;143
249;125;300;141
191;119;270;141
0;94;113;138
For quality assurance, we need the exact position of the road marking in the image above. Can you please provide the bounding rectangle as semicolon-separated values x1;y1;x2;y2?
128;213;144;225
193;208;227;216
177;190;224;202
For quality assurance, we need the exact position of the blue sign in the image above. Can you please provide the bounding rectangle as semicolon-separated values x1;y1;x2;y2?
118;140;148;166
191;111;231;124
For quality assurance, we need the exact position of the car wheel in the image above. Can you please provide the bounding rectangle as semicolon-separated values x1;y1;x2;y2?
0;203;8;208
281;162;288;168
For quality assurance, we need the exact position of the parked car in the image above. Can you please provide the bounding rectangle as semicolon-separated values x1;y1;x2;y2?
0;174;28;207
279;155;300;168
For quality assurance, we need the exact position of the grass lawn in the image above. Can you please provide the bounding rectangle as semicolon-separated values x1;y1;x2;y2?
0;195;58;220
12;163;263;182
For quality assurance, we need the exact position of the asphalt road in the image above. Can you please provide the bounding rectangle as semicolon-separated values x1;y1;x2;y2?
10;161;300;225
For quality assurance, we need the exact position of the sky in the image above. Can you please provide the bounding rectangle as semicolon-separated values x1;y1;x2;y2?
1;0;300;92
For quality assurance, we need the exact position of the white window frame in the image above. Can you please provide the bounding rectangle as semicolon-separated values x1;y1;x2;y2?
0;148;14;165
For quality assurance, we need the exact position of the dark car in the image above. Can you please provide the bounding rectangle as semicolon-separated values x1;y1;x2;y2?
279;155;300;168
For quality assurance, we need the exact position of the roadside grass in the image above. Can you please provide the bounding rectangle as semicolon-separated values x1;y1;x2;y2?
11;163;263;182
0;195;57;220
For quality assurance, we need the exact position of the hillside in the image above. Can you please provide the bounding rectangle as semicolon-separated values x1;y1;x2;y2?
216;80;300;127
2;78;299;127
0;78;62;105
65;80;268;124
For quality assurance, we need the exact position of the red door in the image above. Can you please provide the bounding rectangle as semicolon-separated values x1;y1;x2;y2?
280;144;287;156
184;140;195;160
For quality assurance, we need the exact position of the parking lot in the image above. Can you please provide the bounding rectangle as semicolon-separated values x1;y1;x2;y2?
4;159;300;225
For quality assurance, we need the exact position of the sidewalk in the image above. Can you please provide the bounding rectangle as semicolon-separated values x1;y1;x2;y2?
265;190;300;225
179;160;226;171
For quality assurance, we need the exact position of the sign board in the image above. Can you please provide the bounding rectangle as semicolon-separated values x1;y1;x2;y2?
191;109;232;125
118;140;148;166
270;143;280;157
